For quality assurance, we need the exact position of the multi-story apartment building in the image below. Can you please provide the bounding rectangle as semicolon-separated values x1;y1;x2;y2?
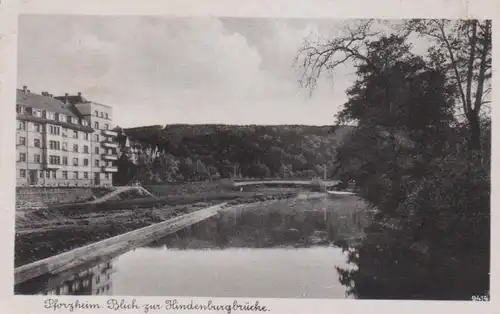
16;86;118;187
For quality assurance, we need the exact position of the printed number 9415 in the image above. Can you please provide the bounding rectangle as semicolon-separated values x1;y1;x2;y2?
471;295;489;301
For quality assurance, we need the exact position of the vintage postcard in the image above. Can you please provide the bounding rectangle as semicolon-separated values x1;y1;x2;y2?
0;0;497;313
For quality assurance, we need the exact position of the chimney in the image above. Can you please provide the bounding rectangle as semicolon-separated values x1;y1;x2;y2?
22;86;27;93
64;93;69;104
77;92;82;97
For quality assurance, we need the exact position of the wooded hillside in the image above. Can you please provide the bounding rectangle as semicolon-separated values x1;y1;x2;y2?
114;124;353;185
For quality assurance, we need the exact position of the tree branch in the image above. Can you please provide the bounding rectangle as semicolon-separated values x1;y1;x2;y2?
295;20;377;92
473;20;491;114
436;20;469;116
465;21;477;116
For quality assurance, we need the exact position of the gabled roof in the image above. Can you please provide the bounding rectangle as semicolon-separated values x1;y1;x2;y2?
17;89;81;118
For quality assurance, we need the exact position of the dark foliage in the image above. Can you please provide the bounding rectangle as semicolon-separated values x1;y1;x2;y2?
327;35;490;300
114;125;353;185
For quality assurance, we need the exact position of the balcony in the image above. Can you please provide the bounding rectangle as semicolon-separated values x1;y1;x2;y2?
102;166;118;173
102;129;118;137
102;153;118;161
102;141;119;149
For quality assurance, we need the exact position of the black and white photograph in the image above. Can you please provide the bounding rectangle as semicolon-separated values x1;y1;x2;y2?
12;13;491;302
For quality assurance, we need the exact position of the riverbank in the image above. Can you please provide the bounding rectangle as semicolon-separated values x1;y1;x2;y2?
14;191;298;267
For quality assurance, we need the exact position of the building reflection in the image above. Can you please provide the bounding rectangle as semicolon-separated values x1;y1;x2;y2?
15;259;114;296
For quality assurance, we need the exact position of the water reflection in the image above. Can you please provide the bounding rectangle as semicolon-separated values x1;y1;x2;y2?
16;195;370;298
15;260;114;296
148;196;369;250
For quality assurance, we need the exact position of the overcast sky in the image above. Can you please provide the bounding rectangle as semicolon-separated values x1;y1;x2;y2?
18;15;362;127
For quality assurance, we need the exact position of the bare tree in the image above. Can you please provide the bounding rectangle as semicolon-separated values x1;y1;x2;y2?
295;19;491;155
402;19;492;153
295;20;378;91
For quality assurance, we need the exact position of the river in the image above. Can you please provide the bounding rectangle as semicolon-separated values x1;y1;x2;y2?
15;194;369;298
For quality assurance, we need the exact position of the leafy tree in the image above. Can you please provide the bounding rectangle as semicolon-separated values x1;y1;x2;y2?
249;163;271;179
297;30;489;300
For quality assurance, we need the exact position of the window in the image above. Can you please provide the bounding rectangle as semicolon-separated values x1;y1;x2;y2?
83;145;89;153
45;111;55;120
62;128;68;137
105;113;109;119
83;158;89;166
62;142;68;151
95;110;99;117
74;172;79;180
73;144;79;152
19;169;26;178
84;172;88;179
62;171;68;179
16;105;23;114
49;155;60;165
84;133;89;140
73;130;78;139
18;121;26;130
33;109;41;118
95;147;99;154
34;124;41;132
105;124;109;130
19;137;26;146
34;139;41;148
66;116;72;123
49;126;60;135
94;134;99;142
34;154;41;163
73;158;79;166
52;171;56;179
40;171;44;178
105;173;109;180
49;141;60;150
62;156;68;165
19;153;26;162
100;112;104;118
94;121;99;129
46;170;50;178
95;159;100;167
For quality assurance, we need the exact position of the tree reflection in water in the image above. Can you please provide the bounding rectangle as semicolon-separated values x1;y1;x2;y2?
148;197;370;250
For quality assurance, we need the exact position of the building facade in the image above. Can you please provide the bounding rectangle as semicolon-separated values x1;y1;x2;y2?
16;86;118;187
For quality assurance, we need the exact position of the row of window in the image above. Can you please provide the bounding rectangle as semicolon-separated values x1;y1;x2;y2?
19;169;111;180
18;121;110;135
49;141;95;153
18;138;113;155
18;152;113;167
94;110;110;120
16;105;89;127
40;279;112;296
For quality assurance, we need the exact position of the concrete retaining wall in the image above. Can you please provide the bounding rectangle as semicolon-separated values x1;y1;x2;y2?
15;202;229;285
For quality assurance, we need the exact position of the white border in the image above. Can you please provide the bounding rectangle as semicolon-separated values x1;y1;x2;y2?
0;0;498;313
